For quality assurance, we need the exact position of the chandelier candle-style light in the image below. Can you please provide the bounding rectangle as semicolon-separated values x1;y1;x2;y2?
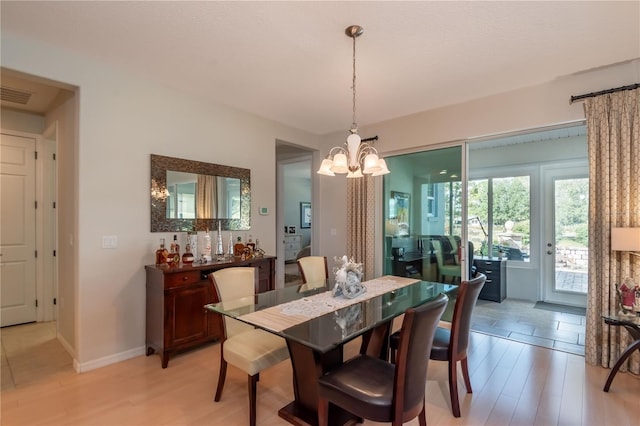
317;25;390;178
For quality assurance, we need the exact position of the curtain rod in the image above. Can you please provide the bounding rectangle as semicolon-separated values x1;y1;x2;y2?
570;83;640;103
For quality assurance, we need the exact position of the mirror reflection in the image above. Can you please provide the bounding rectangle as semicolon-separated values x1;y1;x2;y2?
166;171;241;220
151;154;250;232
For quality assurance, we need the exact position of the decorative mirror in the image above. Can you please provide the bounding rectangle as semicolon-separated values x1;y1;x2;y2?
150;154;250;232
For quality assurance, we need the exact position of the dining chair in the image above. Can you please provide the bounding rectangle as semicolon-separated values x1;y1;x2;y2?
389;273;486;418
209;267;290;426
432;239;461;283
297;255;328;289
317;293;449;426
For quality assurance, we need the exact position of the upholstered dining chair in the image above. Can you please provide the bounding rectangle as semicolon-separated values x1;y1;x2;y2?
317;293;449;426
296;256;329;289
389;273;486;418
208;267;290;426
432;239;462;283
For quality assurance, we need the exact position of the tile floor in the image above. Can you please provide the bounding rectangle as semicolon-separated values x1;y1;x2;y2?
471;298;585;356
0;321;73;391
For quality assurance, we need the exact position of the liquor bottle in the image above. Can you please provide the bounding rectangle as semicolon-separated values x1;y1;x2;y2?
171;234;180;258
187;230;198;260
182;244;194;265
155;238;168;265
246;234;256;253
233;236;245;257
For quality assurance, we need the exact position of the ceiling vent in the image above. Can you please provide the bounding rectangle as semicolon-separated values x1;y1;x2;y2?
0;86;32;105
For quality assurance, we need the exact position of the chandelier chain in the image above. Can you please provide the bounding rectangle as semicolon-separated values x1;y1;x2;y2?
351;32;357;131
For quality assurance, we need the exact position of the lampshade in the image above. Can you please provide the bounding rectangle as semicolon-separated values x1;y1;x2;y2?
331;153;349;174
317;159;335;176
611;227;640;251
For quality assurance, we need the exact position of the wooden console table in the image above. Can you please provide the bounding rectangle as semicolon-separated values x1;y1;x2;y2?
145;255;275;368
602;314;640;392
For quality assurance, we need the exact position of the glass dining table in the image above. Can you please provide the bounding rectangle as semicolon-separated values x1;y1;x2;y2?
205;275;457;426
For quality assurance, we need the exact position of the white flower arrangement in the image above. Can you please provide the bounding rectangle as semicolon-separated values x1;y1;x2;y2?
332;255;366;299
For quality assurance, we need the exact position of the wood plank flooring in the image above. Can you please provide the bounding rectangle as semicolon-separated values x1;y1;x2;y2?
1;322;639;426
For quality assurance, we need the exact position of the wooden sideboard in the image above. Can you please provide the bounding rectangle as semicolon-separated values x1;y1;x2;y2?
145;255;275;368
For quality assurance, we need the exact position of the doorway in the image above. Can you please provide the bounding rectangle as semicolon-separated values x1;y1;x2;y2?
276;142;313;287
542;165;588;307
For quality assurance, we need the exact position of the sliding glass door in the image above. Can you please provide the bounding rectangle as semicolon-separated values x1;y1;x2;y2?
381;146;466;284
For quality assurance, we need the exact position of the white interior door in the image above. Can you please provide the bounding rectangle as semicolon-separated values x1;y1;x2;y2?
1;133;37;326
542;165;588;307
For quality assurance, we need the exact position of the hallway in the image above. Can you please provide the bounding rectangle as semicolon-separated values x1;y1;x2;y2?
0;321;73;391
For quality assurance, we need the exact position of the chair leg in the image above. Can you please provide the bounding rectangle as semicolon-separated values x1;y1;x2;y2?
248;374;259;426
418;401;427;426
448;359;461;417
214;356;227;402
317;396;329;426
461;356;472;393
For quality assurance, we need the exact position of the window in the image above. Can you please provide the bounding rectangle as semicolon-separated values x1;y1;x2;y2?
468;176;530;261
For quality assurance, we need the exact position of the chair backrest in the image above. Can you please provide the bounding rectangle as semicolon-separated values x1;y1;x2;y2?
297;256;328;284
209;267;258;338
450;273;486;356
393;293;449;423
431;239;445;268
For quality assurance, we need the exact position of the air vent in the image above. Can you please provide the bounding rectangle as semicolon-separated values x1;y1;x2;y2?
0;86;32;105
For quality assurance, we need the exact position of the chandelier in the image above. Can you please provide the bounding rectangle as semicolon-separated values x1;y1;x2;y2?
317;25;390;178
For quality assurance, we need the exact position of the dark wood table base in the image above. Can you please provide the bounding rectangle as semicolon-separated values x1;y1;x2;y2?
279;325;391;425
603;315;640;392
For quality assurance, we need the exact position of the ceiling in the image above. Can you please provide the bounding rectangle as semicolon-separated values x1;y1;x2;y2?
1;1;639;134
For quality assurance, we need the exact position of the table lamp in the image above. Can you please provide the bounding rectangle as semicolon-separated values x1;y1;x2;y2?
611;227;640;257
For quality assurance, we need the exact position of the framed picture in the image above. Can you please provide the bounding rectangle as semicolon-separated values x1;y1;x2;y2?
300;202;311;228
390;191;410;235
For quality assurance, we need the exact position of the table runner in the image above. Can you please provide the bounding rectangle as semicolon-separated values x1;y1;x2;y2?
238;275;419;332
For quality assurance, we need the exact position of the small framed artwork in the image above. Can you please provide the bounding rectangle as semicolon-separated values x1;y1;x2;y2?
300;202;311;228
288;226;297;234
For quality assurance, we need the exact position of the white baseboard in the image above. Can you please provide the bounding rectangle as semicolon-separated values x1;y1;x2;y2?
74;345;146;373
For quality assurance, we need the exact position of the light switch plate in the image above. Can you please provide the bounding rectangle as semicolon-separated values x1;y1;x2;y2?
102;235;118;249
259;207;269;215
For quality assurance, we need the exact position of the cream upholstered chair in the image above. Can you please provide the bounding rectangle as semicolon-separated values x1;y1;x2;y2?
432;239;461;283
209;267;289;426
296;256;329;290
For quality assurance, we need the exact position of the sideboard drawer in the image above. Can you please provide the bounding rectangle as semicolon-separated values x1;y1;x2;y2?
165;271;201;288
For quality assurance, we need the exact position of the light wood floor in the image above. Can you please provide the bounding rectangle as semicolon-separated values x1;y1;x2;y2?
2;321;639;426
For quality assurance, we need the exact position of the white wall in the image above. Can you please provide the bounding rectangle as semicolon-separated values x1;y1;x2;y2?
2;33;322;370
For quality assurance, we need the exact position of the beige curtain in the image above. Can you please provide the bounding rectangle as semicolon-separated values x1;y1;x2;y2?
197;174;218;219
584;88;639;374
347;176;375;280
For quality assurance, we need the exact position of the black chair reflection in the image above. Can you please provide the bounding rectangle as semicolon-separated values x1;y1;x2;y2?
317;293;449;426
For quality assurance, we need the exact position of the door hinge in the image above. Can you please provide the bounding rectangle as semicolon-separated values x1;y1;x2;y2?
35;299;38;307
35;151;38;160
53;153;56;160
53;201;56;208
53;298;57;305
35;250;38;258
35;200;38;209
53;250;56;257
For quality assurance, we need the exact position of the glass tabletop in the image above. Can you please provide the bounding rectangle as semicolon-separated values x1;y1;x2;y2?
205;279;457;353
602;313;640;326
